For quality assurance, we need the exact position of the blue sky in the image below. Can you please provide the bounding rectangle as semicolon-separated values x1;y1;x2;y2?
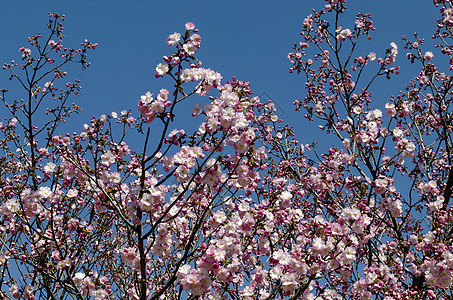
0;0;440;146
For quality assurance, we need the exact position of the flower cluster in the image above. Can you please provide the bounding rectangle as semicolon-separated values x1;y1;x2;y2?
138;89;171;123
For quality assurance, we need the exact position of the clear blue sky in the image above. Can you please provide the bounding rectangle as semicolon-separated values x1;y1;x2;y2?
0;0;439;145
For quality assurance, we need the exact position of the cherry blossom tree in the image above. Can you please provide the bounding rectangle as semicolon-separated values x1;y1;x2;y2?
2;0;453;299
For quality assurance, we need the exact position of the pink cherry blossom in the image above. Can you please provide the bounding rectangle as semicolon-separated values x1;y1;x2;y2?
3;6;453;300
185;22;195;30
